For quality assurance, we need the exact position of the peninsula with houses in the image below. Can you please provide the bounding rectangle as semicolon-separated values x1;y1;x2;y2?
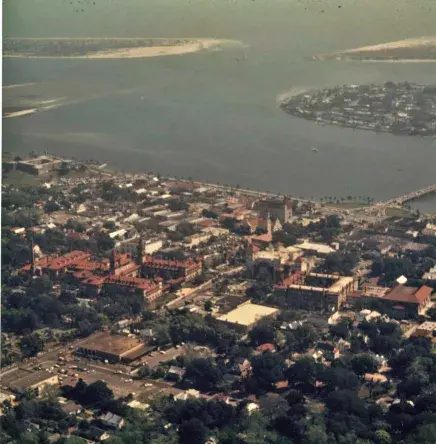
279;82;436;136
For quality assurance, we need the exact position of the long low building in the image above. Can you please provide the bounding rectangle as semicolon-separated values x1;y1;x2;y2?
217;301;279;332
76;332;148;363
9;371;59;397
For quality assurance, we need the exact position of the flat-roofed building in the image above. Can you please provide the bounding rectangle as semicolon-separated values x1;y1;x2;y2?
255;197;293;224
273;273;358;312
15;155;62;175
217;301;279;332
9;371;59;397
413;321;436;338
76;332;148;363
297;241;336;256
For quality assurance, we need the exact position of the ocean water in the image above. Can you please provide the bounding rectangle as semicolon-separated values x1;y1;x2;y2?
3;0;436;208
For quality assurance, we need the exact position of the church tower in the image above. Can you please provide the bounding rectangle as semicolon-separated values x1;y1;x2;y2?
266;210;272;235
110;249;117;274
136;237;144;265
30;235;36;275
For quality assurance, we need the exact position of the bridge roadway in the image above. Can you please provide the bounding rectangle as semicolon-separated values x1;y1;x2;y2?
347;183;436;215
378;183;436;207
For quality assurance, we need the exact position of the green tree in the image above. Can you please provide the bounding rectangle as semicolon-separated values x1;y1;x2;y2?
19;334;44;357
375;429;392;444
286;356;317;387
306;423;328;444
185;358;223;391
249;320;275;346
351;353;378;378
178;418;208;444
204;300;213;312
250;352;285;392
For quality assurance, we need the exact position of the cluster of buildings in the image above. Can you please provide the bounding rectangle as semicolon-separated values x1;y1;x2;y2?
3;156;436;434
21;242;202;304
280;82;436;136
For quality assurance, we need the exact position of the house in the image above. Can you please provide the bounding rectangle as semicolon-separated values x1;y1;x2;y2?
255;343;276;354
274;380;290;392
61;401;82;416
337;338;351;352
166;366;186;382
412;321;436;338
280;320;304;331
227;357;251;377
75;427;110;442
174;389;200;401
316;342;340;359
100;412;125;430
139;328;154;340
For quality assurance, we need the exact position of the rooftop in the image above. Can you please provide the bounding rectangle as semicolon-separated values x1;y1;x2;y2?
383;284;432;304
78;332;144;357
416;321;436;332
218;302;279;326
9;370;57;391
105;274;160;291
297;241;335;255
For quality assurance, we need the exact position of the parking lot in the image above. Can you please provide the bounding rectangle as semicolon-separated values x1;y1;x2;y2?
1;349;184;402
136;345;187;368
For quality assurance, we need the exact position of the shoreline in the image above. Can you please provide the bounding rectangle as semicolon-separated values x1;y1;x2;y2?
3;38;240;59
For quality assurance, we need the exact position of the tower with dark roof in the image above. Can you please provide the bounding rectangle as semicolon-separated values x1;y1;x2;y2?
110;249;117;274
30;235;36;275
136;237;144;266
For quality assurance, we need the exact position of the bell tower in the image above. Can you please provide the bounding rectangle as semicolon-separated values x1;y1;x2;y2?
110;248;117;274
136;237;144;265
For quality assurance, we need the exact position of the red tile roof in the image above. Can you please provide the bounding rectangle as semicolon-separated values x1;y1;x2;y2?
256;343;276;353
383;284;432;305
105;274;160;291
251;233;272;244
44;251;92;271
143;256;199;271
72;261;109;272
414;285;433;304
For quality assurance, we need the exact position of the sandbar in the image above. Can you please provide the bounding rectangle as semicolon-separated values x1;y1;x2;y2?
3;38;239;59
314;36;436;62
4;109;37;118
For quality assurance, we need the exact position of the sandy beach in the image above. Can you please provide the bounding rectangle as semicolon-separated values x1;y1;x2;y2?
4;109;37;119
314;36;436;62
3;38;238;59
343;36;436;53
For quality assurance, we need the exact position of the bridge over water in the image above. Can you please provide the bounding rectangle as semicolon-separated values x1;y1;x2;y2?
378;183;436;207
349;183;436;217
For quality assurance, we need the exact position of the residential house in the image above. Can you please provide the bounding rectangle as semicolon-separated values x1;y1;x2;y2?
166;366;186;382
100;412;125;430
